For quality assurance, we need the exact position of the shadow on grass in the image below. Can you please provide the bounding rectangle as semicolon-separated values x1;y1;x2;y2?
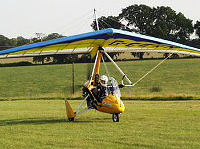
0;97;82;101
122;96;200;101
0;61;33;67
0;118;67;126
0;117;111;126
0;97;66;101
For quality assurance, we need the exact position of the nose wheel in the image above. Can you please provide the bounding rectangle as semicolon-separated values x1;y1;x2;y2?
112;113;120;122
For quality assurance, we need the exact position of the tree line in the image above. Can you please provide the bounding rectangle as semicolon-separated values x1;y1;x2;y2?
0;33;64;51
0;4;200;63
91;5;200;47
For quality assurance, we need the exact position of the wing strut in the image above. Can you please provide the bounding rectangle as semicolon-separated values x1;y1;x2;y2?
103;49;133;87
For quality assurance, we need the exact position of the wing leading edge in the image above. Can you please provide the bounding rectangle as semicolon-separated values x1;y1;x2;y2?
0;28;200;59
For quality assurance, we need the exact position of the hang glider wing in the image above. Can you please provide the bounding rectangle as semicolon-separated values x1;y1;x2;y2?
0;28;200;59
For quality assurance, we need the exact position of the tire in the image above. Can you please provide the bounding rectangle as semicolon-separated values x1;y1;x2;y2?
68;118;75;122
112;113;120;122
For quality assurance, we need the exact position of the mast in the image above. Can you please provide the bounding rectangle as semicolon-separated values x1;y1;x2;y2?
94;9;100;31
88;9;101;86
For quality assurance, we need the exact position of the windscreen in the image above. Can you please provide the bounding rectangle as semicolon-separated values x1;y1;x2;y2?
110;77;121;98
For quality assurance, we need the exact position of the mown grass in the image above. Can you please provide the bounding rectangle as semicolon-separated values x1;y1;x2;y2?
0;100;200;148
0;59;200;148
0;58;200;100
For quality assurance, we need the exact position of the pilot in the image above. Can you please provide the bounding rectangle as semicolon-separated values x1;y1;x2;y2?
97;75;110;102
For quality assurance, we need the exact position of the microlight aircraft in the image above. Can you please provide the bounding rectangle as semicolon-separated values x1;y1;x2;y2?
0;28;200;122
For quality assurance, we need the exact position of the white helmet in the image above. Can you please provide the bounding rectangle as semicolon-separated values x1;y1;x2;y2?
100;75;108;86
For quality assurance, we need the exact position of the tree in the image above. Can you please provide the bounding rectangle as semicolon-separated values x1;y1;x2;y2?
52;54;78;64
131;52;145;59
33;56;45;64
14;36;30;46
187;39;200;49
119;5;194;42
91;16;124;31
194;20;200;38
151;6;177;40
119;4;153;34
30;33;64;43
0;35;12;50
174;12;194;41
43;33;64;41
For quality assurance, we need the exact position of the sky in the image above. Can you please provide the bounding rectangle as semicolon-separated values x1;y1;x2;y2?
0;0;199;38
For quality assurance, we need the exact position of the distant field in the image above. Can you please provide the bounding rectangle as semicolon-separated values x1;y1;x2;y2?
0;100;200;149
0;58;200;100
0;57;32;64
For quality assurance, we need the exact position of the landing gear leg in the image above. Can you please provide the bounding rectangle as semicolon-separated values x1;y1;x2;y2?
112;113;120;122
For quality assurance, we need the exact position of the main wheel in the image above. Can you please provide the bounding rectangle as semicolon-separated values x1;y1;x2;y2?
68;118;75;122
112;113;120;122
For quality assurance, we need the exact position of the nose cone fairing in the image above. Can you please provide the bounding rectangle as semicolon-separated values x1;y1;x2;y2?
97;94;125;114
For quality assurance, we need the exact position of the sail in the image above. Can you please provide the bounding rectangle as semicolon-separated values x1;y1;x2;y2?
0;28;199;58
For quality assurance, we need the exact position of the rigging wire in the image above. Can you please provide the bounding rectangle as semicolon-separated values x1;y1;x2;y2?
101;20;113;28
60;13;94;35
36;10;93;37
98;20;106;29
46;10;93;36
132;53;173;87
97;16;113;29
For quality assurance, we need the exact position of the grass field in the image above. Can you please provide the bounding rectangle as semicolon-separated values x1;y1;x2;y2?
0;100;200;148
0;58;200;148
0;58;200;100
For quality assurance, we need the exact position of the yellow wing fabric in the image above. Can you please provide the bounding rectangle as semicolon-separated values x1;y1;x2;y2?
0;28;200;58
0;38;106;58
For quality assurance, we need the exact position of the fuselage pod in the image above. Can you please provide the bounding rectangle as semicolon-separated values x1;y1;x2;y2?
97;94;125;114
